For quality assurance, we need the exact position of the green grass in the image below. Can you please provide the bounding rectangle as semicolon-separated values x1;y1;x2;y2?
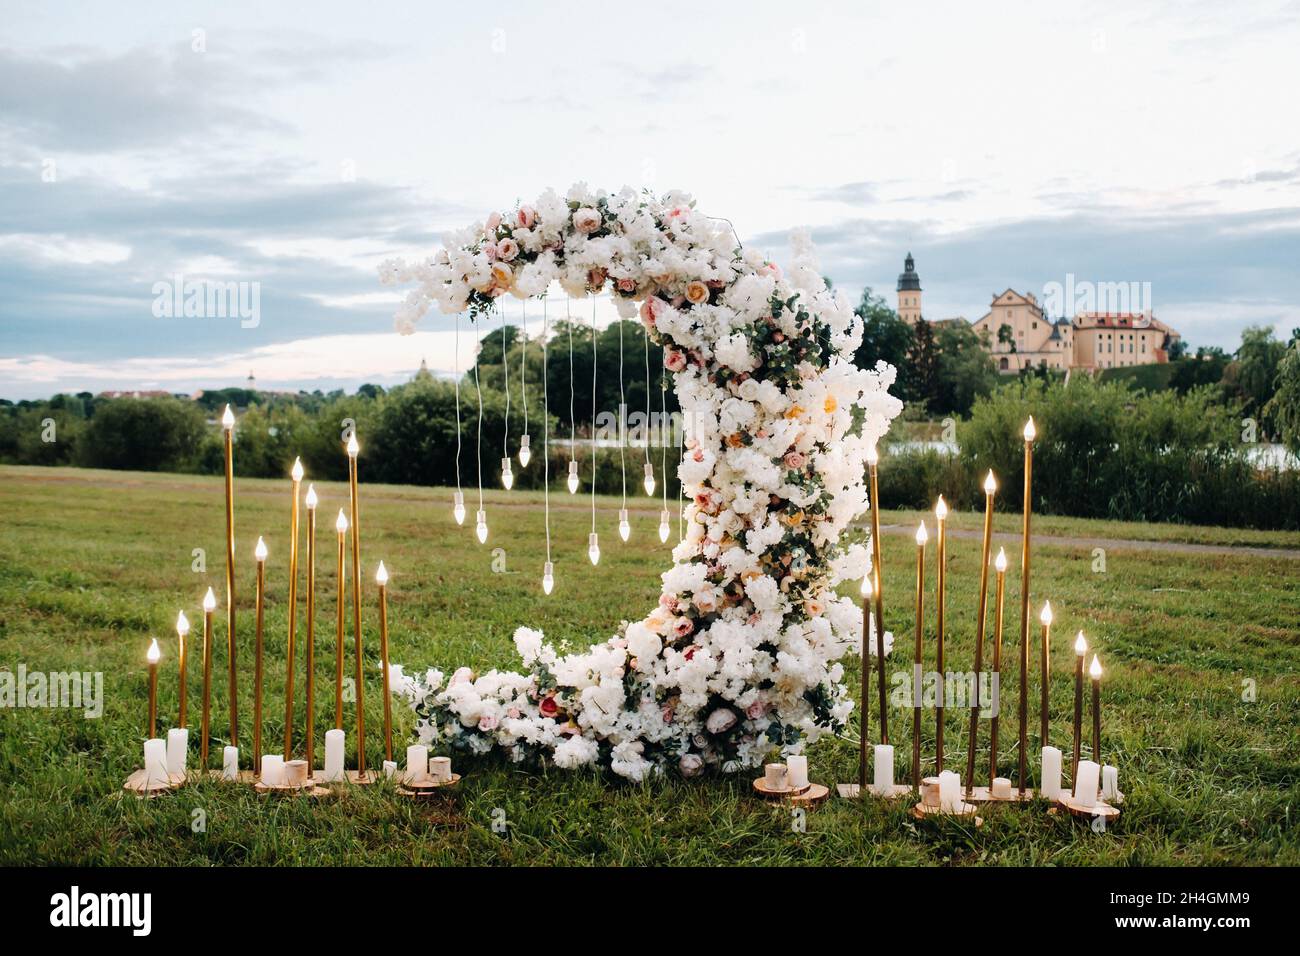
1;465;1297;865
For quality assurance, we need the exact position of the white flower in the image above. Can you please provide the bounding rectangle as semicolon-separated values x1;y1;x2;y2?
705;708;738;734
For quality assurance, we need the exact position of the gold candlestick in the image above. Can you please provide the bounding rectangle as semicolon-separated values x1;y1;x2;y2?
934;495;948;773
221;405;239;748
989;548;1008;784
867;444;888;746
305;486;318;774
175;610;189;727
1039;600;1054;745
858;572;872;790
346;433;366;773
1071;630;1087;781
1090;654;1102;767
377;561;392;764
1017;416;1036;795
965;472;996;797
335;509;347;730
147;639;160;739
253;537;267;773
200;587;216;768
911;521;928;790
284;458;303;759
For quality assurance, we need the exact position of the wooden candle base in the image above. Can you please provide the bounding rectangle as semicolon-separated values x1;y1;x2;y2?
396;773;462;798
123;769;186;797
789;783;830;807
964;785;1037;804
1056;793;1121;820
346;769;379;785
836;782;912;800
911;801;984;827
752;777;808;798
253;776;321;795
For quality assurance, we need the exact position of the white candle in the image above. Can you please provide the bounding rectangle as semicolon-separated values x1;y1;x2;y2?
938;770;962;812
429;756;452;783
785;754;809;790
323;728;345;782
143;738;168;784
260;754;284;786
222;745;239;781
764;763;787;790
406;744;429;782
1040;745;1063;800
872;744;894;795
165;728;188;776
383;760;398;779
283;760;308;787
1101;764;1119;801
991;777;1012;799
1074;760;1100;808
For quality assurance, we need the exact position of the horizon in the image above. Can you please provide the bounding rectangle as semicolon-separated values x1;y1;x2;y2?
3;0;1299;400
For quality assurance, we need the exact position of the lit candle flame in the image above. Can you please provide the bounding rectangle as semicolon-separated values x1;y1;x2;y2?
254;536;268;562
1040;600;1053;626
994;547;1008;572
305;483;318;509
202;587;217;612
1089;654;1102;679
1074;631;1087;656
1023;417;1037;442
984;470;997;495
935;495;948;521
291;456;304;482
915;521;928;546
335;509;349;534
221;405;235;430
861;573;873;598
376;561;388;586
176;610;190;636
346;433;359;458
866;444;879;467
147;638;161;664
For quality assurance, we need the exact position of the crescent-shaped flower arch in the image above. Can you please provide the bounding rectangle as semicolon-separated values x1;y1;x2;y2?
378;185;902;780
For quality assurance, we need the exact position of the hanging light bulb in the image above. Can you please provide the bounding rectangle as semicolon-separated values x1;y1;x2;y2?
500;457;514;490
542;561;554;595
452;490;466;525
618;508;631;542
567;460;580;494
518;435;531;468
658;508;670;543
476;510;488;544
588;532;601;566
643;462;656;497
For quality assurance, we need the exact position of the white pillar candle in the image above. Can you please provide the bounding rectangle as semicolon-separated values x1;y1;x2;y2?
323;728;345;782
785;754;809;790
165;728;188;776
1040;745;1063;800
1101;765;1119;801
991;777;1012;799
764;763;787;790
260;754;284;786
222;745;239;781
283;759;309;787
872;744;894;795
938;770;962;812
429;756;452;783
406;744;429;782
382;760;398;779
1074;760;1100;808
143;738;168;784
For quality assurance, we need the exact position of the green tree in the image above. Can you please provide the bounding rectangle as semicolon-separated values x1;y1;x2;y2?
934;322;999;416
1228;325;1285;427
1264;335;1300;456
907;318;941;413
77;397;206;472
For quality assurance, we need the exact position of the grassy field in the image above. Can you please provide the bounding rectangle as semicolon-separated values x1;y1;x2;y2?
1;465;1297;866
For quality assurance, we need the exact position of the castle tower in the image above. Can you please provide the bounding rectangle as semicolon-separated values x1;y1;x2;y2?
897;252;922;323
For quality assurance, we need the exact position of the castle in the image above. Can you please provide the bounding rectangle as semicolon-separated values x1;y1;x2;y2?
895;254;1181;373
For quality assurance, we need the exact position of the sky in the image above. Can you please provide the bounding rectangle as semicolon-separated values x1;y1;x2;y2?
2;0;1299;400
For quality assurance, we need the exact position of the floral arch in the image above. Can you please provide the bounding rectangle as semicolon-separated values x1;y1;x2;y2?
377;185;902;780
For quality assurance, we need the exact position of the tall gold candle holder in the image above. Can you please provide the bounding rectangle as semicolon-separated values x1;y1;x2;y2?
377;561;392;764
1017;416;1036;795
304;485;318;774
284;458;303;759
147;638;160;738
200;587;216;768
175;610;189;727
965;472;996;798
934;495;948;773
858;572;872;790
346;433;366;776
867;444;888;746
253;536;267;773
988;548;1007;784
220;405;239;749
1071;630;1087;781
1039;600;1054;745
911;521;928;790
335;509;347;730
1090;654;1102;767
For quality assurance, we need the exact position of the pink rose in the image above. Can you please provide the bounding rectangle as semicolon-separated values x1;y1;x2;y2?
617;277;636;293
640;296;665;328
803;598;825;616
450;666;473;686
658;593;679;613
507;707;521;719
573;207;601;234
783;451;806;470
482;241;497;261
539;695;559;718
762;262;782;279
746;701;767;720
485;212;502;232
516;205;536;228
664;348;687;372
662;704;675;723
496;237;519;261
692;588;718;613
478;713;499;731
685;281;709;305
672;617;695;639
